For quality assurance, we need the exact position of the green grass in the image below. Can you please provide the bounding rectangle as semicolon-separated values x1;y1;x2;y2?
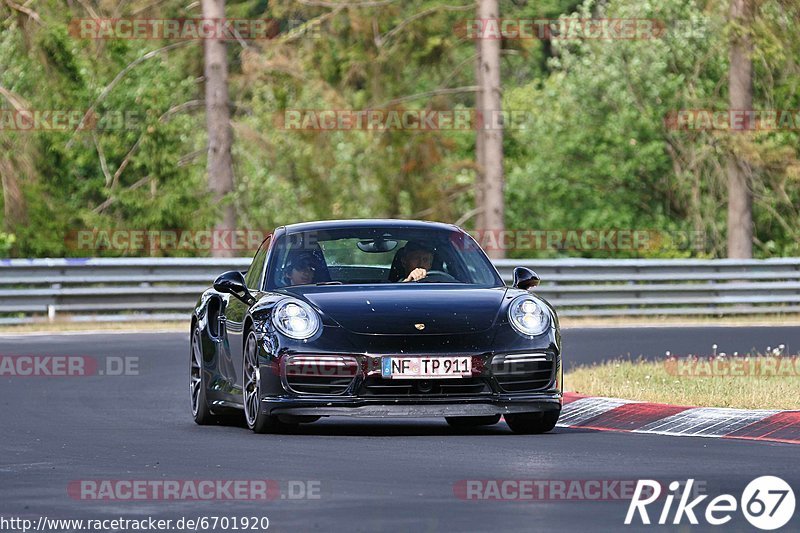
565;357;800;410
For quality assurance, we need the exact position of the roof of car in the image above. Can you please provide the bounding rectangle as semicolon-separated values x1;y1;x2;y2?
282;219;461;233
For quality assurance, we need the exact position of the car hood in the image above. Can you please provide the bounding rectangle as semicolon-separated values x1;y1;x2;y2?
283;285;509;335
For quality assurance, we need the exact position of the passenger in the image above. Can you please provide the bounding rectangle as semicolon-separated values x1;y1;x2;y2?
282;252;317;286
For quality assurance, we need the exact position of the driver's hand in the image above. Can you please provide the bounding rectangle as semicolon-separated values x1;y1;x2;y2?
403;268;427;282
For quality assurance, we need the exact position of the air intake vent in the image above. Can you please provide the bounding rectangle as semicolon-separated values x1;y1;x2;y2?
362;377;490;396
284;356;358;395
491;353;554;392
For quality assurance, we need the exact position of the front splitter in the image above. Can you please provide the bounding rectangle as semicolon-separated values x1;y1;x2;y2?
263;395;561;418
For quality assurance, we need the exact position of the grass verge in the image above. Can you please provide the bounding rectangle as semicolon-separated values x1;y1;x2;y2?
565;357;800;410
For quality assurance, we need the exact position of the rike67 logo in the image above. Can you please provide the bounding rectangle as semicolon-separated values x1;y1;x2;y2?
626;477;795;530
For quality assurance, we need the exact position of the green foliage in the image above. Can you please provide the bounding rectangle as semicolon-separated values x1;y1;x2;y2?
0;232;14;256
1;0;213;257
0;0;798;258
504;0;800;257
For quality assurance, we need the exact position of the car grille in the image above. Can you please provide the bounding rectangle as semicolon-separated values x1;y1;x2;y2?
491;353;554;392
362;377;491;397
284;355;358;395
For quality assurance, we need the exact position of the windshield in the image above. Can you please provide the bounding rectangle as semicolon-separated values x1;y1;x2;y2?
265;226;503;289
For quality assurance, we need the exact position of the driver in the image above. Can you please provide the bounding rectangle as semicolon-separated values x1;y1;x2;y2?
399;241;434;282
282;251;317;286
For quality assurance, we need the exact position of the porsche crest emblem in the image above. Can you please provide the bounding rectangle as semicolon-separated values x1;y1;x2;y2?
414;323;426;331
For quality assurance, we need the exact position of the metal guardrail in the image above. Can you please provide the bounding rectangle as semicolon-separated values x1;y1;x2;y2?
1;258;799;324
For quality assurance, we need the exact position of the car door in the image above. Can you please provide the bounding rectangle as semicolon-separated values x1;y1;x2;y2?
226;236;271;387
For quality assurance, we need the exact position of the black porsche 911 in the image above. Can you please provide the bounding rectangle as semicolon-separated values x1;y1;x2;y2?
190;219;562;434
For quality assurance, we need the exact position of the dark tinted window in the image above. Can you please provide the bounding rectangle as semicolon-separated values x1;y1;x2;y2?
245;236;270;289
265;226;502;289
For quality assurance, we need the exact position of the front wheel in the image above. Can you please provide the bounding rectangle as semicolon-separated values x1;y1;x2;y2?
191;328;217;425
243;331;280;433
505;410;560;434
445;415;501;428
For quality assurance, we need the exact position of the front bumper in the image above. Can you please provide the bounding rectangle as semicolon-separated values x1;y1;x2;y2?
262;393;562;418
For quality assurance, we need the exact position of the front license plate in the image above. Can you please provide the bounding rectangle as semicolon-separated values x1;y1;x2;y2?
381;357;471;379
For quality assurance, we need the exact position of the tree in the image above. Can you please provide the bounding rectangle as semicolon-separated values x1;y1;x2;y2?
202;0;236;257
0;88;31;233
476;0;505;258
726;0;754;258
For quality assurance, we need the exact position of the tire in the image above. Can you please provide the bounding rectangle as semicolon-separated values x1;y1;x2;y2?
505;410;560;434
445;415;501;428
191;327;217;425
243;331;280;434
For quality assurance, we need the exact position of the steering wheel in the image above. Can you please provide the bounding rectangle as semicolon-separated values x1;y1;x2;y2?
416;270;459;283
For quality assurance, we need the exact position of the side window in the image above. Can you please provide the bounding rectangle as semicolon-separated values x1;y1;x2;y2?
245;236;271;290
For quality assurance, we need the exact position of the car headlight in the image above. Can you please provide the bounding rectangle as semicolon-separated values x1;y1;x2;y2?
272;299;321;340
508;295;550;337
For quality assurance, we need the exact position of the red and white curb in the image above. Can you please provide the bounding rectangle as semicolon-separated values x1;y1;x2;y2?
558;393;800;445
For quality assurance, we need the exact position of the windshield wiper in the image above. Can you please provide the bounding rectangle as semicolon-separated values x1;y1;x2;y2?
314;281;344;286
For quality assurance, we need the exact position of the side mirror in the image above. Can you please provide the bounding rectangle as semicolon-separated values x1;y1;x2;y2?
213;271;254;304
513;267;540;291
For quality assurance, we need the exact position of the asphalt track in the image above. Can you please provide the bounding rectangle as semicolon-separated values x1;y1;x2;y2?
563;325;800;369
1;328;799;532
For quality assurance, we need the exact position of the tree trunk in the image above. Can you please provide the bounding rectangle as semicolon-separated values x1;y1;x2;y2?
0;137;30;234
476;0;505;259
202;0;236;257
726;0;753;258
0;160;27;231
474;30;485;232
